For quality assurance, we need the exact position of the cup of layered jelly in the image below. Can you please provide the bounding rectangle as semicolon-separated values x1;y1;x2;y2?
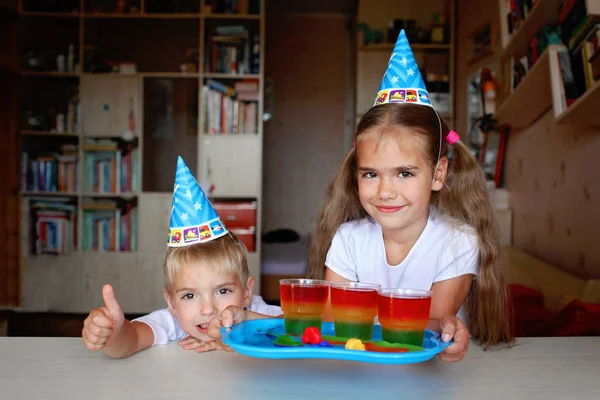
377;288;432;346
279;279;330;335
330;281;380;340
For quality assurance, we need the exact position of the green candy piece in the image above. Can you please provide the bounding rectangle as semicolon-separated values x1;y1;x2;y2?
273;335;303;347
370;341;424;352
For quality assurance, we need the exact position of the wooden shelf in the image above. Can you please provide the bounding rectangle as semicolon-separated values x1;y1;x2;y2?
203;13;261;19
202;133;259;136
21;191;78;197
203;73;260;79
140;72;200;78
495;47;556;129
359;43;451;52
139;13;200;19
20;71;80;77
83;13;200;19
20;130;79;137
20;11;79;18
82;191;138;197
556;80;600;126
501;0;562;59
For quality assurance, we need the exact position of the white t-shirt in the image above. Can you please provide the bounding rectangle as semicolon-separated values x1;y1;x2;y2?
133;295;282;346
325;210;479;320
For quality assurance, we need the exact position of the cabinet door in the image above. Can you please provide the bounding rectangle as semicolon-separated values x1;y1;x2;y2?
81;75;138;136
199;136;261;197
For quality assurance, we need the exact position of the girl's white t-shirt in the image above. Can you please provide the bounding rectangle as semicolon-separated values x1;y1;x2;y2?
325;211;479;315
133;295;282;346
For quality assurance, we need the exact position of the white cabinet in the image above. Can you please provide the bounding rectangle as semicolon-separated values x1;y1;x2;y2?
81;75;139;136
199;135;262;198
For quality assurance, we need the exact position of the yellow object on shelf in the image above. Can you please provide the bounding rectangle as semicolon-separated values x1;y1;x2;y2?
345;338;366;351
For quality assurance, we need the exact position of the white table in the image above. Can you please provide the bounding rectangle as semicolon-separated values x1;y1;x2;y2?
1;337;599;399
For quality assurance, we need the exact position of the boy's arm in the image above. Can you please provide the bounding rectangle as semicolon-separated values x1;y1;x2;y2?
101;320;154;359
82;284;155;359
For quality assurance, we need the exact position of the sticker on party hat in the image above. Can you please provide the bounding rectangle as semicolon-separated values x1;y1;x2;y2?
168;156;228;247
373;30;432;108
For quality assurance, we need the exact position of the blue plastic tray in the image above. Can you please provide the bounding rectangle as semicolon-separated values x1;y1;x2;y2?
220;318;451;364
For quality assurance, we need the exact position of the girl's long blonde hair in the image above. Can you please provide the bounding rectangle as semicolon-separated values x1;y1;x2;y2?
307;103;512;346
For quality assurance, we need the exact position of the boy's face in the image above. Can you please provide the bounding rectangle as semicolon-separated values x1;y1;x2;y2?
163;262;254;342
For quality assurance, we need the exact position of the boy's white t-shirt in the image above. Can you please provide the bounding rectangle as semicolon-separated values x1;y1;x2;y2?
325;210;479;320
133;295;282;346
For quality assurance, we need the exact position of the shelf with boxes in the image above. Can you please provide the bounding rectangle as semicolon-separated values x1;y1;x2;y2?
354;0;456;123
213;200;257;252
15;0;266;312
496;0;600;128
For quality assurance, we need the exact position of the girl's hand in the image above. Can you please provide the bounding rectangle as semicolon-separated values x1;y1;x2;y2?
206;305;248;352
438;315;470;362
177;337;221;352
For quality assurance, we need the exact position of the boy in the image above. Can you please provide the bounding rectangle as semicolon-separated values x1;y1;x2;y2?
82;157;281;358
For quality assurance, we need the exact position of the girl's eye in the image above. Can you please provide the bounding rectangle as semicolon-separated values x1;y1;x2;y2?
362;172;377;179
398;171;413;178
218;288;232;295
181;293;195;300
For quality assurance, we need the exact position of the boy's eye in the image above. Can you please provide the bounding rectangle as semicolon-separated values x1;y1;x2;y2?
181;293;195;300
398;171;413;178
218;288;232;295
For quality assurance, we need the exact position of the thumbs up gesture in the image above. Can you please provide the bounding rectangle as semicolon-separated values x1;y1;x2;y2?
82;284;125;351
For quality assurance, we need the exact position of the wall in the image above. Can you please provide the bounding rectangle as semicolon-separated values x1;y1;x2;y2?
262;13;349;236
456;0;600;279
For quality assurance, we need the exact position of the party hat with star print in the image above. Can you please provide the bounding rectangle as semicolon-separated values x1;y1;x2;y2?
373;29;432;108
167;156;228;247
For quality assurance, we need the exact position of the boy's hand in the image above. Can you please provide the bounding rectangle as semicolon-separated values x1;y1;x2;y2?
438;315;470;362
82;284;125;351
206;305;248;352
177;337;222;352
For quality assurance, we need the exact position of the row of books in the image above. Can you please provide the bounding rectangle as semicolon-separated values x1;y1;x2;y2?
28;198;77;255
83;139;139;194
82;199;138;252
21;144;79;193
557;0;600;107
205;25;260;74
202;79;259;134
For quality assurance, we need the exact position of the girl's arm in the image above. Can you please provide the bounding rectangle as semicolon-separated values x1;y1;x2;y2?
429;274;473;321
324;268;353;321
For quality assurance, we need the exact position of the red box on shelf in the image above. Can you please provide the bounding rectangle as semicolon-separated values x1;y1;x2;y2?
231;228;255;253
212;201;257;252
213;201;256;229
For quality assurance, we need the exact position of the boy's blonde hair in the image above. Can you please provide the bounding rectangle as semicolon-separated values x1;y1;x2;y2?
163;232;249;294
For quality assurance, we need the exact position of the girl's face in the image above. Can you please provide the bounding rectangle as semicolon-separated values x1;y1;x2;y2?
163;263;253;342
356;130;445;238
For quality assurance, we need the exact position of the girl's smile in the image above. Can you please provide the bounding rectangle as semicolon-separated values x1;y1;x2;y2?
375;205;405;213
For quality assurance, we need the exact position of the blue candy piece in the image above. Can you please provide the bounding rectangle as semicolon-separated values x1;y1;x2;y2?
304;340;333;347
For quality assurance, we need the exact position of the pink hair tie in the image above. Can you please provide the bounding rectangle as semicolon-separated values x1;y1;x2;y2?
446;130;460;145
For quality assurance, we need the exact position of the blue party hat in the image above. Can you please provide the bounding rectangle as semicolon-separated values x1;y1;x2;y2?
168;156;228;247
373;30;432;108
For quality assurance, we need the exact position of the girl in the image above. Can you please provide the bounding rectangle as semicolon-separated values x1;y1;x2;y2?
307;31;513;354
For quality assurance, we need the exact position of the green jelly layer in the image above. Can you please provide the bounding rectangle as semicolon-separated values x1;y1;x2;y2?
381;328;425;346
284;317;322;336
334;321;374;341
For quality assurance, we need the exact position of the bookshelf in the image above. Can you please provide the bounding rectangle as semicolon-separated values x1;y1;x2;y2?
355;0;456;126
496;0;600;128
17;0;265;313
